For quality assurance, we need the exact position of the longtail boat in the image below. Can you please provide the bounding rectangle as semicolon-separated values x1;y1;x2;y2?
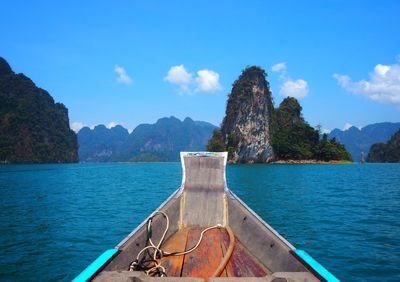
74;152;339;282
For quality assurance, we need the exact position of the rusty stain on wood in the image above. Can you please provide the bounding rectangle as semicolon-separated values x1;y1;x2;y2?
181;228;224;279
157;226;269;278
160;228;189;276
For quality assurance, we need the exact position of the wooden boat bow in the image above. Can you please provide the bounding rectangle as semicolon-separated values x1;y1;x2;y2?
73;152;339;282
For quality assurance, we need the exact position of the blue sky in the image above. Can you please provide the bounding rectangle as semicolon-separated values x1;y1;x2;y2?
1;0;399;133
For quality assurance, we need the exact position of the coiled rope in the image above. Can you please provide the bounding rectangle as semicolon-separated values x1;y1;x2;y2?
129;211;235;277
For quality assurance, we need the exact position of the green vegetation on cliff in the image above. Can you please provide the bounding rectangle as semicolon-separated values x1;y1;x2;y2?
272;97;352;161
0;57;78;163
367;130;400;163
207;66;352;162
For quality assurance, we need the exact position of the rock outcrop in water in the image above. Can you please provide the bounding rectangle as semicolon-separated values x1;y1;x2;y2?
0;57;78;163
208;66;274;162
207;65;352;163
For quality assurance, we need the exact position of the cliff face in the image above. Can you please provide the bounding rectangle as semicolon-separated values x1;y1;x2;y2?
220;66;274;162
0;57;78;163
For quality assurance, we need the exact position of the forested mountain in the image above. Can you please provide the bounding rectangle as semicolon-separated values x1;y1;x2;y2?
329;122;400;162
78;125;129;162
367;130;400;163
78;117;216;162
0;57;78;163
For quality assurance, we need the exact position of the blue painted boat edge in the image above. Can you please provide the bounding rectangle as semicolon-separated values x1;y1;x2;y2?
72;248;118;282
294;249;340;282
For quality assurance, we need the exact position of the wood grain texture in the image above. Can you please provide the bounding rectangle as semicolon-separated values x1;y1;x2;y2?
183;156;225;191
160;228;189;277
181;228;224;279
220;229;269;277
227;198;307;272
182;191;224;227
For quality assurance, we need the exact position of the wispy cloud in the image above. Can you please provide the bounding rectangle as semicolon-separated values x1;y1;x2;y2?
333;58;400;106
71;122;87;132
272;62;309;99
280;79;309;98
164;65;222;95
271;62;287;72
106;121;119;129
322;128;331;134
71;121;130;132
343;122;353;130
115;65;133;85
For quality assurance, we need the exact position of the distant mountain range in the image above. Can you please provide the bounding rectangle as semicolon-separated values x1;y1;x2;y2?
78;119;400;163
328;122;400;162
78;116;217;162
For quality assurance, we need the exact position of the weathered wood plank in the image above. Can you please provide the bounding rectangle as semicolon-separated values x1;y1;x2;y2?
160;228;189;277
181;228;224;279
183;156;225;191
220;229;269;277
182;191;225;227
227;198;306;272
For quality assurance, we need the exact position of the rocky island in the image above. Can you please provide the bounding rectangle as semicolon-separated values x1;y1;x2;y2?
0;57;78;163
207;66;352;163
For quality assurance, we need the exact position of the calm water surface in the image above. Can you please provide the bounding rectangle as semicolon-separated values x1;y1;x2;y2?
0;163;399;281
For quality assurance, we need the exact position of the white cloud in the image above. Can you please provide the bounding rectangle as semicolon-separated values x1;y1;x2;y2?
333;61;400;105
343;122;353;130
164;65;192;93
272;62;309;99
195;69;221;93
71;122;87;132
164;65;221;94
280;79;309;98
164;65;192;85
271;62;287;72
322;128;331;134
115;65;133;85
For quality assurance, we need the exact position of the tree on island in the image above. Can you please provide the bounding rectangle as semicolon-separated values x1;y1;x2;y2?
271;97;351;161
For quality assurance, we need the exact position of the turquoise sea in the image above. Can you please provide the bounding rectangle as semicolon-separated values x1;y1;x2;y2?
0;163;399;281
